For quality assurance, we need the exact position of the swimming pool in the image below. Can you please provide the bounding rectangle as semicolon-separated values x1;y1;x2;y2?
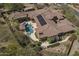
25;23;33;34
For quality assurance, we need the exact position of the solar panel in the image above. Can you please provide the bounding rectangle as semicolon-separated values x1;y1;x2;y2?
37;15;47;26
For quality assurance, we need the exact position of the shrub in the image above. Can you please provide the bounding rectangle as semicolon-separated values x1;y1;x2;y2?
3;3;25;11
47;37;54;44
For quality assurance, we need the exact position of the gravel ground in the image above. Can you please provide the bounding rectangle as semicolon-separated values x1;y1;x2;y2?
69;39;79;55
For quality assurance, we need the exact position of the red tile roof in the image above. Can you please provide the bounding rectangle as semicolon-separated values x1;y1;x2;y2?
9;8;75;39
28;8;75;38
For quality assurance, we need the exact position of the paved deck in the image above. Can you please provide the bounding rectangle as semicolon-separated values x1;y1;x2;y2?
24;21;39;41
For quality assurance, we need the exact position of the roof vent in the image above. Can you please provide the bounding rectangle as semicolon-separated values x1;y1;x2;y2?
59;16;65;20
52;16;58;23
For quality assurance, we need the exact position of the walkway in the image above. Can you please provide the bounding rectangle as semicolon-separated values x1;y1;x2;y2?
59;35;71;43
41;35;71;48
41;41;50;48
68;5;79;13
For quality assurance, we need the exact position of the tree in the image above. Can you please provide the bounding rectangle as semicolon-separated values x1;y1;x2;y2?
3;3;25;11
0;44;39;56
3;4;13;11
33;42;42;51
0;4;4;8
69;34;77;41
47;37;55;44
61;4;76;23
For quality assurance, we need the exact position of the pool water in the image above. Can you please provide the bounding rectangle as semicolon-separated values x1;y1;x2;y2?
25;23;33;34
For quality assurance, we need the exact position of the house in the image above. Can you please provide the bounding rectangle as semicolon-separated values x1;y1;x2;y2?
0;18;6;24
24;7;35;12
23;4;35;12
19;21;26;31
0;8;6;16
27;8;75;39
9;8;75;40
9;12;32;24
0;8;12;15
9;12;28;20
